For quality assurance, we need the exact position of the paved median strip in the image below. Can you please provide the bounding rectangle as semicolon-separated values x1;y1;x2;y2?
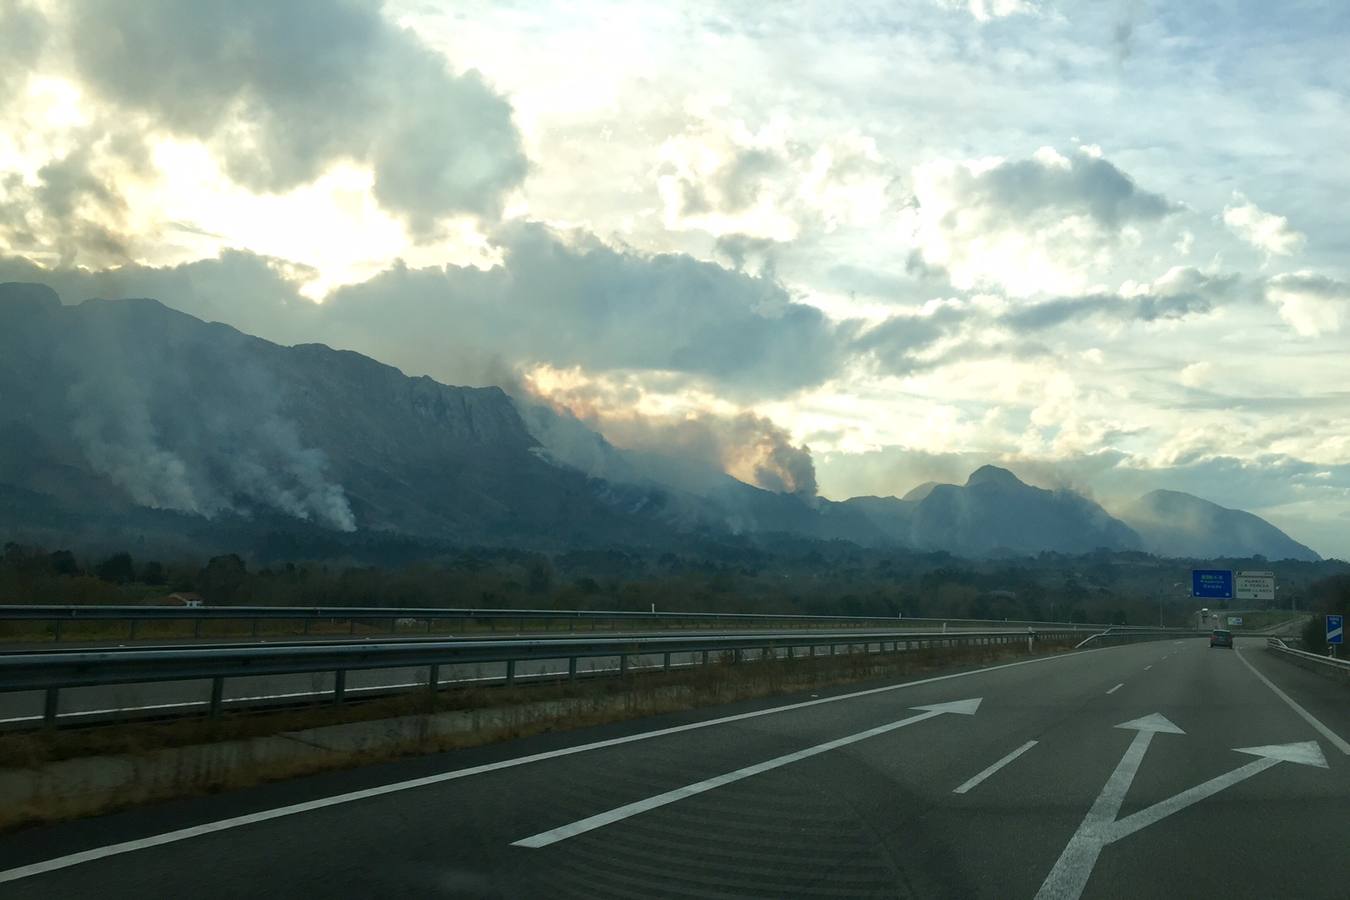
513;698;982;849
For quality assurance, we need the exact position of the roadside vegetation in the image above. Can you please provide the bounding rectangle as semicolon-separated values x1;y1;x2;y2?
4;540;1347;634
1298;573;1350;653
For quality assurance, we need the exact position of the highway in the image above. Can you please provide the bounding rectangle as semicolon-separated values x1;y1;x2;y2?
2;636;1346;898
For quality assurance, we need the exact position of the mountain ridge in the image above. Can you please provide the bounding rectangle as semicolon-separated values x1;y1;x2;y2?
0;282;1322;561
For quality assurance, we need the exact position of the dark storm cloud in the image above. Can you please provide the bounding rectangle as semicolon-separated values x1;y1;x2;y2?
0;142;138;266
66;0;526;236
713;233;780;272
965;153;1178;229
0;250;320;346
850;305;966;375
0;224;855;399
1265;271;1350;302
1004;268;1250;332
325;224;854;397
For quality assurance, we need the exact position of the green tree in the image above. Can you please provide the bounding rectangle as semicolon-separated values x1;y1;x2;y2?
95;552;135;584
49;550;80;576
141;560;166;585
527;557;554;595
198;554;248;604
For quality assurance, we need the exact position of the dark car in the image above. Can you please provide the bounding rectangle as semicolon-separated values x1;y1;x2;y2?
1210;629;1233;648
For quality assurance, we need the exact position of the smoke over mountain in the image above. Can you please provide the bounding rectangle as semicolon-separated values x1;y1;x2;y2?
3;285;358;529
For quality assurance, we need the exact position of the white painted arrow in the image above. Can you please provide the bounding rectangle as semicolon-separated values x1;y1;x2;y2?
1035;713;1184;900
1037;723;1328;900
513;697;982;848
1103;741;1328;843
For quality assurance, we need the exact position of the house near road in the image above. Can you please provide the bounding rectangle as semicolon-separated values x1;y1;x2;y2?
163;592;205;608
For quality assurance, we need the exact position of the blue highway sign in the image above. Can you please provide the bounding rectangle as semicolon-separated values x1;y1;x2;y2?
1192;569;1234;600
1328;614;1344;645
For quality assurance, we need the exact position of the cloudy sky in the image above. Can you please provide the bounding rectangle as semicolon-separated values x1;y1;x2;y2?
2;0;1348;556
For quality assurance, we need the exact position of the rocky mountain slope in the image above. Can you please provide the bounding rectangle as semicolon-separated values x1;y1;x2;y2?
1117;489;1321;562
0;282;1323;561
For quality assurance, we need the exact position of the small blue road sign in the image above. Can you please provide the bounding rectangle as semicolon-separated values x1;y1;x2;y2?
1328;614;1344;645
1192;569;1234;600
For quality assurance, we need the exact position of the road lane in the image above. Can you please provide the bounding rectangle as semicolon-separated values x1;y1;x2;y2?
1;636;1346;899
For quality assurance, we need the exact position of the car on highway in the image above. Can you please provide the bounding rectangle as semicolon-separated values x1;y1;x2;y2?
1209;628;1233;648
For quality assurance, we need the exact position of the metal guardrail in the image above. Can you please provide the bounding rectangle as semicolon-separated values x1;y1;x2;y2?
0;626;1194;727
1266;638;1350;680
0;603;1173;642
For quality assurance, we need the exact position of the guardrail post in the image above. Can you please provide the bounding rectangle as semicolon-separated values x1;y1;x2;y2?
251;618;259;638
506;659;517;685
43;687;59;727
193;618;202;639
568;657;578;680
701;650;709;666
333;670;346;704
209;677;224;717
620;653;629;675
53;619;61;642
428;664;439;692
663;652;672;670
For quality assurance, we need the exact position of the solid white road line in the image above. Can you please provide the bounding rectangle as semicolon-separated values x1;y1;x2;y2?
514;698;981;848
1235;645;1350;755
1105;683;1123;695
952;740;1038;794
0;649;1101;885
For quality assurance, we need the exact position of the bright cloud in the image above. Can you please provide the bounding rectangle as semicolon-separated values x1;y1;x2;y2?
905;146;1178;297
1223;192;1306;258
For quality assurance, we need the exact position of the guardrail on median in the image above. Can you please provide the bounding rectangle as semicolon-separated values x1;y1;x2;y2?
1266;638;1350;683
0;603;1179;643
0;626;1194;727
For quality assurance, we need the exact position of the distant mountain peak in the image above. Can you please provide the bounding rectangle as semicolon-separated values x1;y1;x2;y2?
901;481;943;502
0;281;61;312
965;465;1024;488
1118;489;1320;561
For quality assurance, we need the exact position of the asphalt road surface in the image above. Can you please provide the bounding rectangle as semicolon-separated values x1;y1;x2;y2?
2;636;1346;899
